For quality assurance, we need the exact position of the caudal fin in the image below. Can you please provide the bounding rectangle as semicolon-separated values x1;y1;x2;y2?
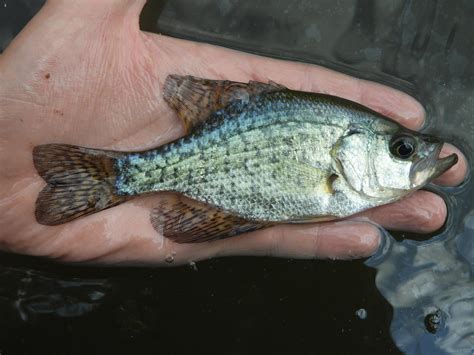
33;144;127;225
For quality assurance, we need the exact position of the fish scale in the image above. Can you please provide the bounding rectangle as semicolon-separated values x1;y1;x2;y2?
114;91;363;221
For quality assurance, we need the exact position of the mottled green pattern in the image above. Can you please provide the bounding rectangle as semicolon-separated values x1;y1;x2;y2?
114;90;409;222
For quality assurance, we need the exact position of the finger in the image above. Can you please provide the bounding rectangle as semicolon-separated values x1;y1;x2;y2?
243;54;427;130
152;35;426;130
3;0;146;55
214;221;381;260
354;190;447;233
355;80;425;130
434;143;468;186
277;65;426;130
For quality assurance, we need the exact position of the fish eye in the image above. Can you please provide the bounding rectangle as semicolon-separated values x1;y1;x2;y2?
390;135;417;159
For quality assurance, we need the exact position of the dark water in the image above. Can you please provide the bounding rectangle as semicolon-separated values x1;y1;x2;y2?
1;1;473;354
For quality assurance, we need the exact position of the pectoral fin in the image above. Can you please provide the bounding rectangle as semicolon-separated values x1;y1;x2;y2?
150;194;271;243
163;75;286;133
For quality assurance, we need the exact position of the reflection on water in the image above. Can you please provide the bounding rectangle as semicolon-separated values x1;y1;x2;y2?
0;267;110;322
368;223;474;353
2;0;474;354
458;211;474;270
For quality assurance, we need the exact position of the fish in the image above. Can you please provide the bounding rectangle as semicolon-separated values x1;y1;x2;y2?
32;75;458;243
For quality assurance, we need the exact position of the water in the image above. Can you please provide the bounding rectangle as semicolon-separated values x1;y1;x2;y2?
1;1;473;354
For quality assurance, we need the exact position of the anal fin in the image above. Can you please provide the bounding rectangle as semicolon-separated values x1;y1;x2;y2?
151;194;270;243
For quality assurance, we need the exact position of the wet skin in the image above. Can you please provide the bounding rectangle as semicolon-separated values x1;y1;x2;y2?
0;0;468;265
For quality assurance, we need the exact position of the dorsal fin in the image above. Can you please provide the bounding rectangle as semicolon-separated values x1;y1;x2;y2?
163;75;286;133
150;194;271;243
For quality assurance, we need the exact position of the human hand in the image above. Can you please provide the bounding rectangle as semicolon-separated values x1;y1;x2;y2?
0;0;467;265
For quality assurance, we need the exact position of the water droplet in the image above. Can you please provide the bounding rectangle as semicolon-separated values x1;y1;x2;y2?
189;261;198;271
355;308;367;320
165;252;176;264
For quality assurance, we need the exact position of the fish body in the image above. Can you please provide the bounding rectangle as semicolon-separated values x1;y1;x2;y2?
116;90;397;221
33;75;457;242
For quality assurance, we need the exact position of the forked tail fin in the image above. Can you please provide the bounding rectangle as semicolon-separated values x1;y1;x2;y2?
33;144;127;225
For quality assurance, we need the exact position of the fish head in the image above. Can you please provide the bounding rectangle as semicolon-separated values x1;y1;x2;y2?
334;123;458;200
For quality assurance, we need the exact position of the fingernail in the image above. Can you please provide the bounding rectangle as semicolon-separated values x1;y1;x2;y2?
316;222;381;260
364;228;393;267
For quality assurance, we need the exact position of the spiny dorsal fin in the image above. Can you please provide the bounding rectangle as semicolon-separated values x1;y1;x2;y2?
163;75;286;133
150;194;271;243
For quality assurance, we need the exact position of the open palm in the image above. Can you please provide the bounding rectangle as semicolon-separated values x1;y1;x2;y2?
0;0;466;265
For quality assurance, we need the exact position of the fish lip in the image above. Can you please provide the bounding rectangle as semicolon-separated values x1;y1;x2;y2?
410;141;458;185
431;153;458;180
429;141;458;180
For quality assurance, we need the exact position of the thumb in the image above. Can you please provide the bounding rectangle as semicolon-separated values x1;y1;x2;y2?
45;0;147;23
1;0;147;84
2;0;147;56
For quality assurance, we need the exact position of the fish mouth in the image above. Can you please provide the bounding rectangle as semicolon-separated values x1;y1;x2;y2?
431;153;458;180
410;141;458;186
429;137;459;179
